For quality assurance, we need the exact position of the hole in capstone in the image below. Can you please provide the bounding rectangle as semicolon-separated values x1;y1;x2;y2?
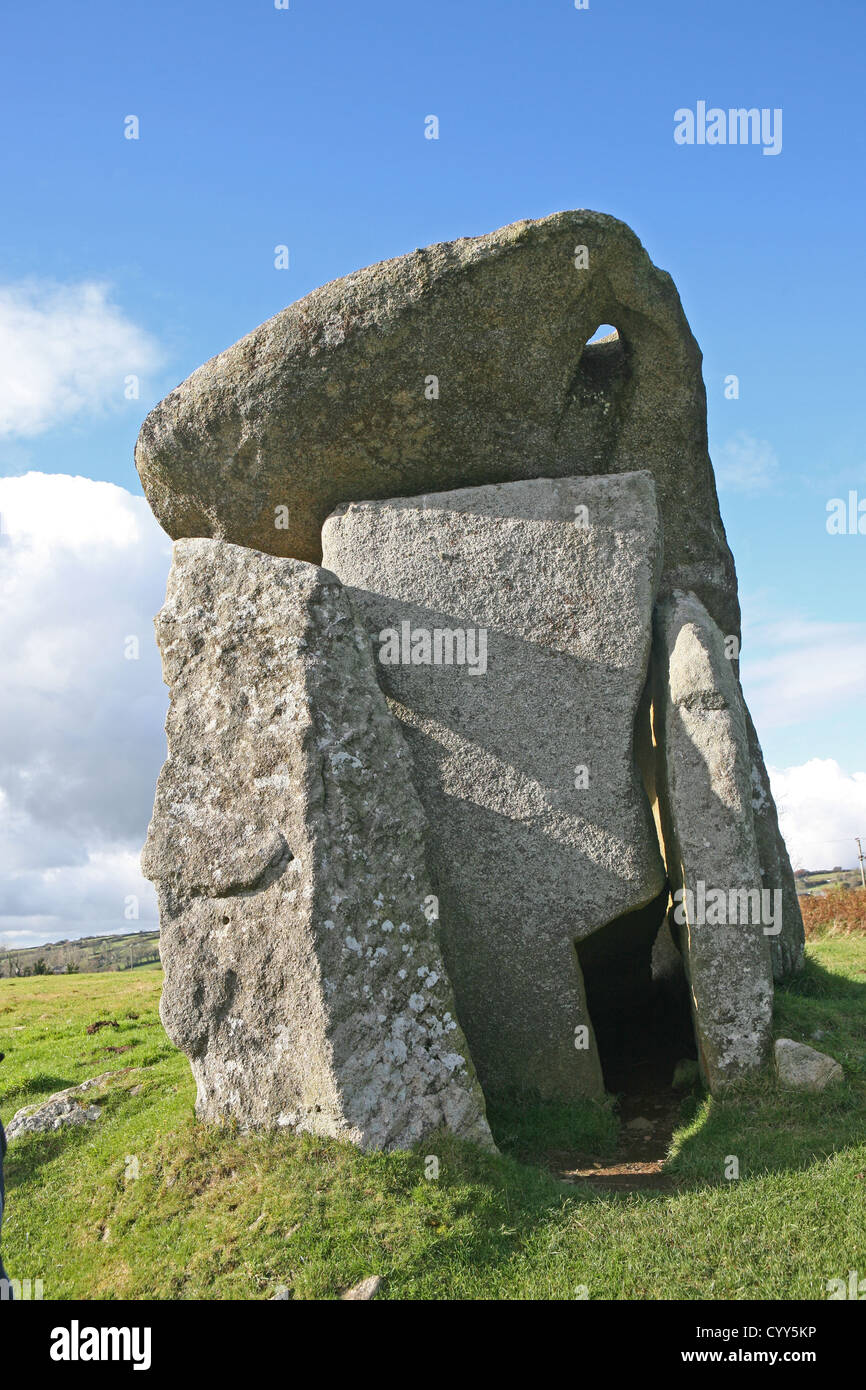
585;323;619;345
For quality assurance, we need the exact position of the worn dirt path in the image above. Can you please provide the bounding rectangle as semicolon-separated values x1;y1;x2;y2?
551;1067;688;1193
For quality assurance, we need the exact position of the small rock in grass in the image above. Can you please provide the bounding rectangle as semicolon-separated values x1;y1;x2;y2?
341;1276;382;1301
6;1070;135;1141
774;1038;843;1092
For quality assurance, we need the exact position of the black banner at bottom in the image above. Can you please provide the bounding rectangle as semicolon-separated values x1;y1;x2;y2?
1;1297;859;1375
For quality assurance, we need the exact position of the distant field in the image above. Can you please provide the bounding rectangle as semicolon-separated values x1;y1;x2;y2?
796;869;864;898
0;930;160;978
2;900;865;1300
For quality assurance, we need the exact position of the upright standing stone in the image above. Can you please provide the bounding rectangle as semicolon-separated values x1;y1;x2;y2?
652;591;774;1088
323;473;666;1102
142;539;493;1151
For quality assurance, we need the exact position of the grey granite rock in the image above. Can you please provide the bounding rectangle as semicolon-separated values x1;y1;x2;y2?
341;1275;382;1300
5;1072;129;1141
322;473;666;1102
135;210;737;635
774;1038;843;1091
141;539;493;1152
744;707;806;981
652;591;775;1089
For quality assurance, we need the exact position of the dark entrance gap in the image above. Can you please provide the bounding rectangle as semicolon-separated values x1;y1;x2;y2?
576;888;696;1097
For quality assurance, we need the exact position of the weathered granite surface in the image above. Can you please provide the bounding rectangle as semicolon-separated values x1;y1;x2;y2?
141;539;493;1151
774;1038;843;1092
652;591;775;1088
323;473;666;1101
135;210;735;632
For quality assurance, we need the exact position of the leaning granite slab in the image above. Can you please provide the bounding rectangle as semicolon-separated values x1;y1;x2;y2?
652;591;774;1088
141;538;493;1152
135;210;804;984
745;705;806;982
774;1038;843;1091
322;472;666;1103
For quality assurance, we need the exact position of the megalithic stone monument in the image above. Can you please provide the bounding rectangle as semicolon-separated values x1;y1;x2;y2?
138;211;804;1144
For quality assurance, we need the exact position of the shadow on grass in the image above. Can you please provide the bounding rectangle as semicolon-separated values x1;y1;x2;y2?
4;1111;105;1191
666;955;866;1185
483;954;866;1193
782;951;866;1004
486;1090;619;1165
4;1074;161;1193
1;1073;78;1108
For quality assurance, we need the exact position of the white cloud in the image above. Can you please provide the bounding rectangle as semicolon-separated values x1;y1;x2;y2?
0;281;161;437
741;615;866;730
768;759;866;871
0;473;170;946
715;431;780;493
0;850;157;952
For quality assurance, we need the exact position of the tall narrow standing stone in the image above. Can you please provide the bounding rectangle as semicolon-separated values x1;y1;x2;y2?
652;591;774;1088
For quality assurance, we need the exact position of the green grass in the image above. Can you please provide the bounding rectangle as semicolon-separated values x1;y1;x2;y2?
487;1090;619;1164
2;941;866;1301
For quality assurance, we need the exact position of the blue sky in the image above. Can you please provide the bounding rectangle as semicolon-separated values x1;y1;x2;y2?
1;0;865;944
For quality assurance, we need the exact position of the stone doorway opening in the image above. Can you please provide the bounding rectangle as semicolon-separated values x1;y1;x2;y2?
576;888;697;1098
